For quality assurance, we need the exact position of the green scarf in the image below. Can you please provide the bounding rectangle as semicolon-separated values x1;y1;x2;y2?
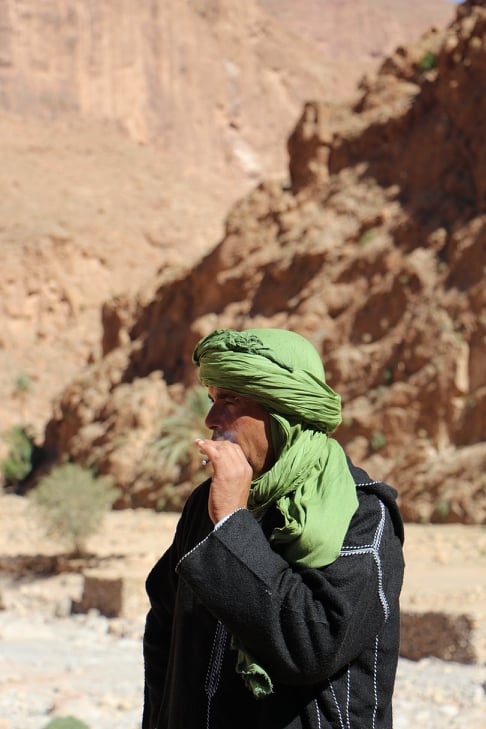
193;328;358;697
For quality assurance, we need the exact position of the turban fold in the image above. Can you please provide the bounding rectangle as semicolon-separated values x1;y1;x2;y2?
193;328;342;433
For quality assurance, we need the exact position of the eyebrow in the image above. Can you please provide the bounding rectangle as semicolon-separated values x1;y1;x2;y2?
209;390;240;402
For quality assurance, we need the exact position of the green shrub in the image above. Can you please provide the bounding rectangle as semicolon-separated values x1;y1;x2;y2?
435;499;451;519
418;51;437;71
370;430;387;451
41;717;90;729
359;228;376;246
1;425;36;485
14;372;33;394
383;368;393;385
28;463;119;556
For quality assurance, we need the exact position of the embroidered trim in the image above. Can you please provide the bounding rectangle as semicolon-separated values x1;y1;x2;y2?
313;699;322;729
372;635;379;729
335;500;388;728
176;508;247;570
339;501;390;620
204;621;228;729
328;678;346;729
345;665;351;729
326;664;351;729
214;507;247;531
175;531;213;571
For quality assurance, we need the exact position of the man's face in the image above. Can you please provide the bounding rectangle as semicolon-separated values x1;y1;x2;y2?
205;386;275;478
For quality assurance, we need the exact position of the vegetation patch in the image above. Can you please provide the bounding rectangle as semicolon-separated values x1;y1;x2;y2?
28;463;119;557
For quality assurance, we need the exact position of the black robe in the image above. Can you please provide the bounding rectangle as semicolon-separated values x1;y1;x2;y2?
143;459;404;728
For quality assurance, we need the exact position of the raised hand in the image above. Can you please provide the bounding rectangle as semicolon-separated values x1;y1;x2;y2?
196;438;252;524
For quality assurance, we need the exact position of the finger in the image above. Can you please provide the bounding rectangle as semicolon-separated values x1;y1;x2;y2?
195;438;212;453
195;438;211;466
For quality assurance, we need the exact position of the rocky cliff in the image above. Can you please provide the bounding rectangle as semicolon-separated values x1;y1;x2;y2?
0;0;455;180
40;1;486;523
0;0;456;439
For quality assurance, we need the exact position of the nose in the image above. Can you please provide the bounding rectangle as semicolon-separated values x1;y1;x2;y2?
204;403;218;431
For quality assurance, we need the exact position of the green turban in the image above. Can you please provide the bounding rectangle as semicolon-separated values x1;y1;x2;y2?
193;328;359;697
193;327;342;434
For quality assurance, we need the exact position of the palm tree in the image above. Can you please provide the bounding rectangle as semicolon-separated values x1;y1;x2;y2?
153;386;211;481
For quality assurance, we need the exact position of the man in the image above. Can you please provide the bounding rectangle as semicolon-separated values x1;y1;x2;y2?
143;328;404;729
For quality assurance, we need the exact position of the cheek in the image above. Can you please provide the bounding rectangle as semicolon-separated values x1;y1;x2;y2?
239;417;266;444
226;417;247;442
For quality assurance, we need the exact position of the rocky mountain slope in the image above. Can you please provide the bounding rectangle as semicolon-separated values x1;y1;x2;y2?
0;0;455;180
0;1;458;441
39;1;486;523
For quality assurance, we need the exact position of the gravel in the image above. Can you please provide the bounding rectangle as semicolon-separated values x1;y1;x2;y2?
0;609;484;729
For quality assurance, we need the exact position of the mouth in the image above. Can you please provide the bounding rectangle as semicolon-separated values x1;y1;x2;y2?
212;430;237;443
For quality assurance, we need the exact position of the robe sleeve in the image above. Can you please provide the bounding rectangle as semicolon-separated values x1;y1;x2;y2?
176;493;404;686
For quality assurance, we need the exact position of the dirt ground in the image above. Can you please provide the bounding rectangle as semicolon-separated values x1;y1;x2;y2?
0;492;485;728
0;491;485;650
0;492;485;624
1;493;484;609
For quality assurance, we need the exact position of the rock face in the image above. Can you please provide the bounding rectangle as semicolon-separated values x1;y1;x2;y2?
0;0;455;180
0;1;457;441
40;1;486;522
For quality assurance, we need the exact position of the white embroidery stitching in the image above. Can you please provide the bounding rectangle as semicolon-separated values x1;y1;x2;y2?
176;532;213;570
214;507;247;531
204;621;228;729
354;480;381;487
339;501;390;620
324;498;389;728
345;665;351;729
372;635;379;729
328;678;346;729
176;508;247;570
